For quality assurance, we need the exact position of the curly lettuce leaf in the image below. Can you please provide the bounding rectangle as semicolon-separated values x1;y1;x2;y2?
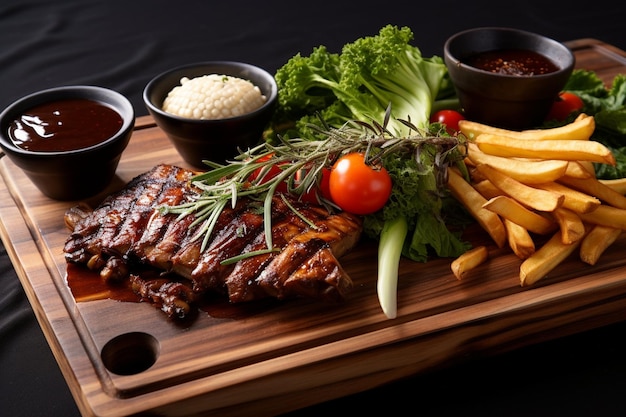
561;70;626;178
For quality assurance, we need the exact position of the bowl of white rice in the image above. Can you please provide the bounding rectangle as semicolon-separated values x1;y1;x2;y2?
143;61;278;168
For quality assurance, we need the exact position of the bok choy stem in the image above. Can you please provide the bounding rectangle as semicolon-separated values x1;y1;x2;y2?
377;215;408;319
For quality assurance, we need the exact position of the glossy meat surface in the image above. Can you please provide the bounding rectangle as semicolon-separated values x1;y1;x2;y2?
63;164;363;317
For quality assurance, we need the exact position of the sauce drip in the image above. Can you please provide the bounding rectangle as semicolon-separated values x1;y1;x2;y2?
66;263;139;303
65;263;281;320
8;98;123;152
464;49;559;76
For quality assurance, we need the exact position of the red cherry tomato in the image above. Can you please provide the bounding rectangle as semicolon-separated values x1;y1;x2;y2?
248;154;288;193
430;109;465;134
297;166;332;204
328;153;392;215
546;92;584;121
249;154;279;182
250;155;332;202
319;167;332;200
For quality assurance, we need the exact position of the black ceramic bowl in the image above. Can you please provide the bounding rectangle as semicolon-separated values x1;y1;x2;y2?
0;85;134;200
143;61;278;168
444;27;575;130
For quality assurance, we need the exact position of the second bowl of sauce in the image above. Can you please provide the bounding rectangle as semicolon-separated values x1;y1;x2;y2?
444;27;575;129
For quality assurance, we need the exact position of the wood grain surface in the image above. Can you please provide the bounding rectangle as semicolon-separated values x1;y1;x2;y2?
1;39;625;417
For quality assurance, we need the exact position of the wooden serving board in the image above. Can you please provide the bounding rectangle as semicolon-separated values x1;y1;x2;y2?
2;39;626;417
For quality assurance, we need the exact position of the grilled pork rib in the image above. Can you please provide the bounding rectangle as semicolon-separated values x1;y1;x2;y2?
64;164;362;318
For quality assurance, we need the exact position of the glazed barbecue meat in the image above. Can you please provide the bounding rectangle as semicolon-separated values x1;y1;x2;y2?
64;164;363;318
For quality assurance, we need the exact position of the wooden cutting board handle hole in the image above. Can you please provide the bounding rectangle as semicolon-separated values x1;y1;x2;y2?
100;332;160;376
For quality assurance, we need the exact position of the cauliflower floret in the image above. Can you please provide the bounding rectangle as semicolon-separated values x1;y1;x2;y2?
162;74;267;119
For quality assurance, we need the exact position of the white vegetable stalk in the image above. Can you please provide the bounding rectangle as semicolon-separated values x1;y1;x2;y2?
377;216;408;319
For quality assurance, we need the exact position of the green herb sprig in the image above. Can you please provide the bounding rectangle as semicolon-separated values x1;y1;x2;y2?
158;113;465;256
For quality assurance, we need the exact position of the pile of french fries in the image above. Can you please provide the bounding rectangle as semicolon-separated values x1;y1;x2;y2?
448;113;626;286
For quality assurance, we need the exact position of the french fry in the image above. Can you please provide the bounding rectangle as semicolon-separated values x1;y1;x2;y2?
552;207;585;244
532;181;600;214
459;112;595;141
450;114;625;288
482;195;557;235
578;204;626;230
577;160;596;178
599;177;626;195
475;134;616;165
519;228;586;286
579;224;622;265
467;143;569;184
446;167;507;248
565;161;594;179
504;219;535;259
475;164;564;212
472;179;502;199
451;245;489;280
558;175;626;210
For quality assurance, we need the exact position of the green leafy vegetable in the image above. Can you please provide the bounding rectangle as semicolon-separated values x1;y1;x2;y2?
267;24;457;142
559;69;626;178
267;25;467;318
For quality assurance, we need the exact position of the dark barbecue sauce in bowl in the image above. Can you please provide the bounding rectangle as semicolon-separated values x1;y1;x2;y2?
8;98;123;152
464;49;559;76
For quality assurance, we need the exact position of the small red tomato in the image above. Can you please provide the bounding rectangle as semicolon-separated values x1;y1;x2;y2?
328;153;392;215
546;92;584;121
296;166;332;204
430;109;465;134
248;154;288;193
319;167;332;200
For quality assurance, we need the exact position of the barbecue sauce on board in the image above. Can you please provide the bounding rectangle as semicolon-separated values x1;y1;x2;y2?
464;49;559;76
66;263;139;303
66;264;282;320
8;99;123;151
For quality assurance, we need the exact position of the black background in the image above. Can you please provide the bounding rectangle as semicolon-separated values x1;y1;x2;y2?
1;1;626;416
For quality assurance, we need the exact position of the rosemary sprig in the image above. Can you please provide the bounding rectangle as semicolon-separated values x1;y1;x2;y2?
158;114;465;255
